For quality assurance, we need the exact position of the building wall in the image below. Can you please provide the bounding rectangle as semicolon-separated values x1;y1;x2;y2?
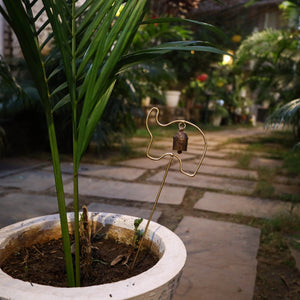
0;0;4;56
0;0;285;59
0;0;53;59
192;1;284;35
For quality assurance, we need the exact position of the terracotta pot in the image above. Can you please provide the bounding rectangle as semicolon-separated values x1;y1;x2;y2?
0;212;186;300
165;90;181;107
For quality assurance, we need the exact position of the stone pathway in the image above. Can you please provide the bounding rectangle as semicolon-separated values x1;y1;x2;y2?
174;217;260;300
0;125;299;299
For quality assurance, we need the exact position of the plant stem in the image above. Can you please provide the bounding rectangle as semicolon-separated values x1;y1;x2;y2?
73;162;80;287
71;0;80;287
46;113;75;287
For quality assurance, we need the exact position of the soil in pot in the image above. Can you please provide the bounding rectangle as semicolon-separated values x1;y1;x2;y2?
1;236;158;287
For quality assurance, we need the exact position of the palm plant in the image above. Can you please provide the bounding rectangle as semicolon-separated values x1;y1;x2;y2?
234;29;299;107
265;98;300;147
280;0;300;29
0;0;225;287
242;1;300;147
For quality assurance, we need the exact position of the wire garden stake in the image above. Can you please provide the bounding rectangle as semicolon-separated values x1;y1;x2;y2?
131;107;207;270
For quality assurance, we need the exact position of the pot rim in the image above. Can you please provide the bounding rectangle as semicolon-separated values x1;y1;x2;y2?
0;212;186;300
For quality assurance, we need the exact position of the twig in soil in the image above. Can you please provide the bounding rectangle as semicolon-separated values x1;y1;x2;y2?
92;224;104;241
123;252;132;265
22;249;29;266
110;251;132;267
111;254;126;266
23;249;29;279
280;276;289;290
80;205;92;277
32;245;44;256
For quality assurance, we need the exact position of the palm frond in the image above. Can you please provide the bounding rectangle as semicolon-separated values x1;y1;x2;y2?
265;98;300;128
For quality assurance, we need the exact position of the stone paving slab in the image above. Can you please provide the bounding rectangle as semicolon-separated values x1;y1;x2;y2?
44;163;146;181
0;170;72;192
194;191;293;219
204;150;228;159
137;142;218;159
86;203;161;222
171;162;258;180
202;157;237;167
223;143;249;150
44;162;103;174
0;158;49;178
206;140;222;148
218;149;266;158
118;157;170;169
275;175;300;185
249;157;283;169
0;193;72;228
182;146;206;156
81;166;146;181
274;183;300;196
152;136;206;150
174;216;260;300
128;137;148;144
151;139;173;149
147;148;196;160
64;177;186;205
148;171;256;193
188;141;216;149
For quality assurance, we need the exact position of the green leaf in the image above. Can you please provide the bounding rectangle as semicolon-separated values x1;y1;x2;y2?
265;98;300;128
142;17;226;38
0;0;75;286
51;82;68;97
52;94;71;112
78;81;116;158
117;42;227;72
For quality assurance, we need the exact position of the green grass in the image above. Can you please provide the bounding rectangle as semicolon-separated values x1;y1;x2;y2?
236;152;253;169
233;130;299;159
262;212;300;236
283;152;300;177
260;213;300;263
135;126;174;138
252;167;276;198
254;181;275;198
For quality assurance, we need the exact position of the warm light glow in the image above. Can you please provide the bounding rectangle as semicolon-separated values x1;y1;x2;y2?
222;50;234;65
232;34;242;43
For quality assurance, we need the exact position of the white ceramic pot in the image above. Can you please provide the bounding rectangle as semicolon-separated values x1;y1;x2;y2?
165;90;181;107
0;212;186;300
211;115;222;126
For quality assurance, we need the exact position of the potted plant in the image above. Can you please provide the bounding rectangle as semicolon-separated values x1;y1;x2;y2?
165;90;181;107
161;67;182;107
0;0;225;296
0;212;186;299
209;100;229;126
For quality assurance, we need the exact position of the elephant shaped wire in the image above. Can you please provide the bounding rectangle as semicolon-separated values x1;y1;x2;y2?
132;106;207;269
146;106;207;176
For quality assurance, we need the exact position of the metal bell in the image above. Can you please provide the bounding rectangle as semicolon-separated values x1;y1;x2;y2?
173;123;188;154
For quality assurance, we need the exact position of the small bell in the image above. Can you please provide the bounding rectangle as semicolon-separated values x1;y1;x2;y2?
173;123;188;154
